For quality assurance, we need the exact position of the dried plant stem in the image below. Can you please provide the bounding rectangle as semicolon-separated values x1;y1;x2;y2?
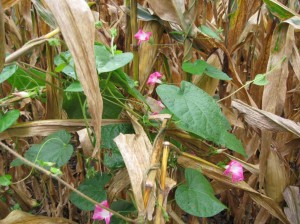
130;0;139;82
124;0;131;74
154;141;170;224
144;118;169;207
0;0;4;72
167;204;185;224
0;141;135;223
5;28;60;64
169;143;219;169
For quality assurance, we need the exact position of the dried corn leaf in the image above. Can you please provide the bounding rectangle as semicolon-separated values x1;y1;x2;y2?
265;149;288;202
0;1;4;73
261;23;297;203
138;21;164;85
32;0;56;29
107;169;130;203
178;156;289;224
0;210;77;224
2;0;20;10
262;24;294;115
44;0;103;157
114;114;152;217
227;0;261;51
147;0;184;24
77;128;94;157
0;119;129;140
232;100;300;137
283;186;300;224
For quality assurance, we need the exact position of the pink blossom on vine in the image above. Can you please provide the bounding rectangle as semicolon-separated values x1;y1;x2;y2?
147;72;162;85
92;200;112;224
134;29;152;45
224;160;244;182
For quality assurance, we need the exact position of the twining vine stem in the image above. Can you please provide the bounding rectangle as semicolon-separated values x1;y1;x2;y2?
0;141;135;223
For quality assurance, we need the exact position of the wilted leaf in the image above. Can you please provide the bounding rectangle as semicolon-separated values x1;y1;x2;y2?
232;100;300;137
45;0;103;157
283;186;300;224
147;0;184;24
2;0;20;10
0;119;129;140
0;210;76;224
175;168;226;217
114;114;152;215
0;1;4;73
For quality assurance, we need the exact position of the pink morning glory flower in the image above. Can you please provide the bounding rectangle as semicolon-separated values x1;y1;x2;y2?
147;72;162;85
12;91;30;98
134;29;152;45
223;160;244;182
92;200;112;224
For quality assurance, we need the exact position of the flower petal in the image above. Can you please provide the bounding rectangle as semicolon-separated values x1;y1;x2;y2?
223;160;244;182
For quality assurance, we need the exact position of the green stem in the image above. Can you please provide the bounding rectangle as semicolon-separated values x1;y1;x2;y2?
218;56;287;103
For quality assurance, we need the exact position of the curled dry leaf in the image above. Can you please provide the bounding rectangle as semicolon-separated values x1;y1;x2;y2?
114;114;152;218
77;128;94;157
147;0;184;24
283;186;300;224
2;0;20;10
232;100;300;137
0;119;129;140
107;169;130;203
0;210;77;224
44;0;103;157
0;1;4;73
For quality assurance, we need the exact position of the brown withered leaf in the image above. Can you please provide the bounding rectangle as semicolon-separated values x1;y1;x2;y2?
227;0;261;52
2;0;20;10
138;21;164;85
0;210;77;224
44;0;103;157
0;1;4;73
0;119;129;140
283;186;300;224
262;24;294;115
232;100;300;137
147;0;184;24
107;169;130;203
77;128;94;157
114;114;152;218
